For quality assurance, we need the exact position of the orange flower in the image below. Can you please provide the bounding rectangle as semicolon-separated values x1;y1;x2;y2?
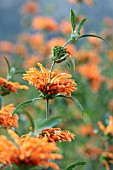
69;0;94;5
102;152;113;170
78;144;103;159
0;130;62;170
32;17;58;31
14;44;28;57
21;1;39;14
0;77;29;96
23;63;77;98
60;20;72;34
0;41;14;53
104;78;113;90
98;116;113;136
38;128;75;142
77;63;103;92
107;50;113;61
76;124;96;136
0;104;18;129
75;50;102;64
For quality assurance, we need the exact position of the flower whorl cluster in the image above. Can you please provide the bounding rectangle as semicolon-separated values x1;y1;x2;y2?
23;63;77;99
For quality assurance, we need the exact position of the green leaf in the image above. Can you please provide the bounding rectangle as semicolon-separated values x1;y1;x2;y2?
69;96;84;115
4;56;11;75
69;55;76;71
55;94;84;115
71;9;76;32
65;161;86;170
79;34;105;40
38;115;63;132
66;61;71;69
12;97;42;116
14;70;26;75
76;18;87;34
22;110;35;132
0;96;2;109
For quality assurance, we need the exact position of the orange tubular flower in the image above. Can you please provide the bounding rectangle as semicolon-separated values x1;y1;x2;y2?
0;130;62;170
0;104;18;129
0;77;29;96
23;63;77;98
32;17;58;31
77;63;102;92
76;124;96;136
38;128;75;142
98;116;113;136
21;1;39;14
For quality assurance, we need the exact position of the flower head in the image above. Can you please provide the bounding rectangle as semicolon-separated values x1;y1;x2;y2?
23;63;77;98
32;17;58;31
77;63;102;92
0;104;18;129
51;46;71;63
98;116;113;136
0;130;62;170
0;77;29;96
38;128;75;142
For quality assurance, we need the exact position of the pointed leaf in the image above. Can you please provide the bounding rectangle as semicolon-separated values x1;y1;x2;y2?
4;57;11;74
12;97;42;116
38;115;63;132
79;34;105;40
69;55;76;71
54;94;84;115
69;96;84;115
65;161;86;170
76;18;87;34
14;70;26;75
66;61;71;69
71;9;76;32
0;96;2;109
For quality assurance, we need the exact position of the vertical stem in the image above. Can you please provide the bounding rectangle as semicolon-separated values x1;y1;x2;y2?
0;95;2;109
46;99;49;120
50;61;55;72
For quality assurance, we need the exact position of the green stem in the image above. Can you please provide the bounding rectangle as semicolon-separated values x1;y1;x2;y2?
63;38;72;47
50;61;55;72
46;99;49;120
0;95;2;109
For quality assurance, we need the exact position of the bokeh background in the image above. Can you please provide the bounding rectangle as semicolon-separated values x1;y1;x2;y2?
0;0;113;170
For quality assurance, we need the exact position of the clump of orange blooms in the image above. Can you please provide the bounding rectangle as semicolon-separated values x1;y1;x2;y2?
32;17;58;31
98;116;113;136
0;104;18;129
23;63;77;97
75;124;96;136
0;77;29;96
77;63;103;92
21;1;39;14
38;128;75;142
0;130;62;170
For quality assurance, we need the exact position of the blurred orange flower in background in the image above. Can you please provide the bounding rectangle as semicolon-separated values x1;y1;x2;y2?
0;104;18;129
0;77;29;96
75;124;96;136
98;116;113;136
32;17;58;31
21;1;39;14
0;41;14;53
77;63;103;92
